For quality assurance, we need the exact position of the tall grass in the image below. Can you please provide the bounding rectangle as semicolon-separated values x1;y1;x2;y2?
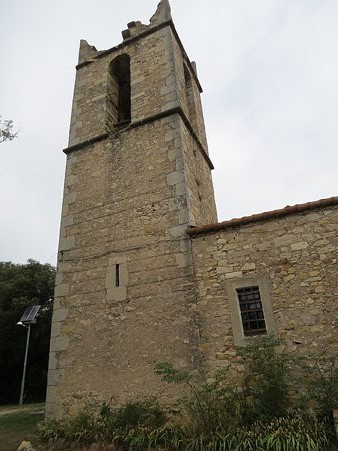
38;338;338;450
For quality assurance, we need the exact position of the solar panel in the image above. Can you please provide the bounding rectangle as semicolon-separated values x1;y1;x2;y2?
19;305;41;324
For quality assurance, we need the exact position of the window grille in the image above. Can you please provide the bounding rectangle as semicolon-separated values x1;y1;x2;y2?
236;286;267;336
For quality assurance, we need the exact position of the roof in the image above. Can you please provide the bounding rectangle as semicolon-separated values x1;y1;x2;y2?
187;196;338;236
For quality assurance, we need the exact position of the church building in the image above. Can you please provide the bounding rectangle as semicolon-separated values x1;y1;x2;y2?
46;0;337;418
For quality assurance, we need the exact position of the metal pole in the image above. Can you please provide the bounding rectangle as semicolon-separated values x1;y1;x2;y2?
19;324;31;405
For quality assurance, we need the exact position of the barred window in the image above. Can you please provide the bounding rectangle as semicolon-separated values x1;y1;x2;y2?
226;276;275;346
236;285;267;337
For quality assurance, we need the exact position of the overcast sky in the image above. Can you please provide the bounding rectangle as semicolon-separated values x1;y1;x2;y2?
1;0;337;265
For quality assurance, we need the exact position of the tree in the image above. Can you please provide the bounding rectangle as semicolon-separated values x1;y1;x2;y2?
0;260;55;404
0;116;18;143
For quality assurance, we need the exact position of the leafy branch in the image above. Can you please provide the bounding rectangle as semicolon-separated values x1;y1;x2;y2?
0;116;18;143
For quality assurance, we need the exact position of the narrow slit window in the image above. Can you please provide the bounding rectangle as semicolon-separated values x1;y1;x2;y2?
115;264;120;287
236;286;267;337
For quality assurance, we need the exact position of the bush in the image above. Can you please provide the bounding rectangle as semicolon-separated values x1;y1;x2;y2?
155;340;337;449
109;399;166;429
155;362;243;435
236;414;332;451
238;336;292;420
37;410;97;444
303;360;338;417
38;342;338;449
38;399;167;447
180;368;245;436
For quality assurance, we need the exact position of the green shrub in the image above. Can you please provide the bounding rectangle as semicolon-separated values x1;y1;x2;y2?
238;336;292;420
37;417;66;442
38;345;338;450
170;414;333;451
38;405;335;450
303;360;338;417
37;410;98;444
38;399;167;447
155;342;337;449
236;414;332;451
185;368;245;435
111;399;166;429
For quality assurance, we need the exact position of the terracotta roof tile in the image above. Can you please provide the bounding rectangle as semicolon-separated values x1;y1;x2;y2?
187;196;338;236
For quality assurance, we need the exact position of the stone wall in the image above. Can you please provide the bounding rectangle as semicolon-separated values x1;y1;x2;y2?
189;201;338;376
47;0;337;420
46;0;217;418
181;125;217;226
48;118;204;418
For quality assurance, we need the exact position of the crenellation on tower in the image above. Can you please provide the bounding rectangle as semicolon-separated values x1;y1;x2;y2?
149;0;172;26
78;39;98;65
122;21;148;41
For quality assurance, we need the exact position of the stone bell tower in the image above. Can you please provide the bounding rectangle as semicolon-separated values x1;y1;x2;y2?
46;0;217;418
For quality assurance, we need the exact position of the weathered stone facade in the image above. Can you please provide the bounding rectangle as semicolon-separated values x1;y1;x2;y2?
46;0;217;419
46;0;337;419
188;199;338;376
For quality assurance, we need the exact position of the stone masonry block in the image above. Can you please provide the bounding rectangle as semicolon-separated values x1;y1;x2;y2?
48;352;58;370
50;335;69;352
167;171;184;186
52;308;69;323
165;130;179;143
169;224;186;238
167;149;178;161
176;253;192;268
225;271;243;279
290;241;309;251
175;182;186;196
216;266;234;275
64;175;78;187
47;368;65;386
106;287;127;302
179;209;189;224
180;236;191;253
50;321;61;338
61;215;74;227
60;226;66;239
45;385;56;406
59;236;75;251
58;262;72;272
242;262;256;271
54;283;70;297
61;203;69;217
273;234;297;247
55;273;63;285
63;191;77;206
